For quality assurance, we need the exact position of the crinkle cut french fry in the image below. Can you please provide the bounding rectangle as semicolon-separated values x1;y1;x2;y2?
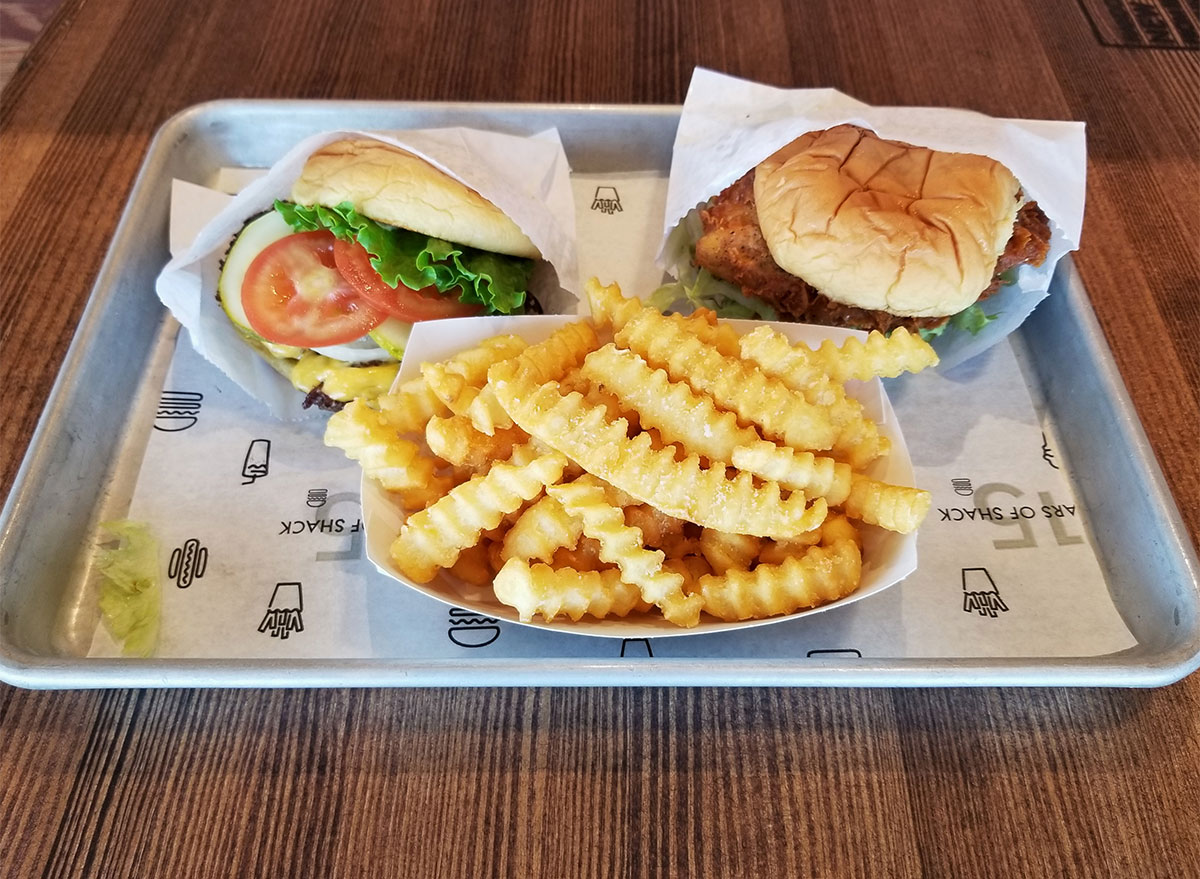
500;320;600;387
755;514;856;566
390;448;567;583
493;559;649;622
421;337;528;435
737;326;888;468
324;400;446;492
376;376;449;434
549;477;702;628
581;344;759;465
489;369;828;538
623;504;686;549
501;494;583;564
698;529;762;576
422;364;515;435
585;277;644;332
842;473;932;534
448;542;495;589
550;537;608;573
730;441;852;505
809;327;939;382
425;414;528;472
695;539;862;621
616;309;836;452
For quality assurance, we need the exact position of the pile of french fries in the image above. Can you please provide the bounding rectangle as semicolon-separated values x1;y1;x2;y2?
325;279;936;628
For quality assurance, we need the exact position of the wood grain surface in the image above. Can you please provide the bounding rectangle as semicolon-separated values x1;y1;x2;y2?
1;0;1198;876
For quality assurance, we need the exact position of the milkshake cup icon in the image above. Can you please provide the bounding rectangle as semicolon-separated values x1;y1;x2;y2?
154;390;203;432
242;439;271;484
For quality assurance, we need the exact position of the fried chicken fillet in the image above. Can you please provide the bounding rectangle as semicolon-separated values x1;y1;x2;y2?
694;170;1052;335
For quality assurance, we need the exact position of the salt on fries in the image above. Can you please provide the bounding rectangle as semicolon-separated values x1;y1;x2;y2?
326;279;935;628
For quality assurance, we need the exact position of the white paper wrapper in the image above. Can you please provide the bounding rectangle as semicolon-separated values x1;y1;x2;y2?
659;68;1086;369
156;127;579;418
360;314;917;638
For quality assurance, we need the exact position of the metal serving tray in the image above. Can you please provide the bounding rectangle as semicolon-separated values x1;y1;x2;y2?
1;101;1197;688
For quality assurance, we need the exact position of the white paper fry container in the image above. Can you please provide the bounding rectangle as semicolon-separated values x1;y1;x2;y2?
156;127;579;418
362;314;919;638
658;68;1087;370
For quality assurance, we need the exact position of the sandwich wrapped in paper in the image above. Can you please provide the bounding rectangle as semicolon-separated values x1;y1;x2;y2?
157;128;578;417
655;69;1086;368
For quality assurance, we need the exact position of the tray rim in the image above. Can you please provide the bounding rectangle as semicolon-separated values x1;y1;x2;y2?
2;98;1198;689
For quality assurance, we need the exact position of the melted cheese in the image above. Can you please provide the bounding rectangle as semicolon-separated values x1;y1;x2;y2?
289;353;399;402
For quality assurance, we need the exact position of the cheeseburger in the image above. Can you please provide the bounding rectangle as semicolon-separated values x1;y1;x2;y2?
664;125;1051;337
217;139;542;410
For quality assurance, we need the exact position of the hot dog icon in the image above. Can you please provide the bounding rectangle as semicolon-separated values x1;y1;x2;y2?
168;538;208;589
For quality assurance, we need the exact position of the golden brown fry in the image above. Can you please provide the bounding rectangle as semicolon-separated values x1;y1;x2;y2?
623;504;687;549
390;447;567;583
737;325;889;468
695;539;863;621
585;277;644;332
616;309;836;452
730;440;852;505
419;334;528;435
448;542;495;589
549;537;608;573
699;529;763;576
755;514;856;566
325;400;446;492
500;320;600;386
842;474;932;534
581;343;759;464
493;559;648;622
425;414;528;472
376;376;449;434
501;494;583;564
548;477;702;627
488;368;828;538
808;327;939;382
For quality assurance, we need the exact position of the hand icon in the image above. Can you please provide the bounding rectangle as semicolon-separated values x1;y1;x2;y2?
258;582;303;639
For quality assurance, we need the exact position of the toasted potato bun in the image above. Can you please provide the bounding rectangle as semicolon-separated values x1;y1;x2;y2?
290;138;541;260
753;125;1024;318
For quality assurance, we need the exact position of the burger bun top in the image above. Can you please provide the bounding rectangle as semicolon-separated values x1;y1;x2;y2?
753;125;1023;317
290;139;540;260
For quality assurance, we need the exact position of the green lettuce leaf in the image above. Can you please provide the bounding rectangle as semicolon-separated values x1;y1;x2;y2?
919;303;1000;342
95;520;161;658
649;268;779;321
275;200;534;315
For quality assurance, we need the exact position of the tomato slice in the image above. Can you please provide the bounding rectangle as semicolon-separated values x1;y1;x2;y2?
242;231;385;347
332;238;484;321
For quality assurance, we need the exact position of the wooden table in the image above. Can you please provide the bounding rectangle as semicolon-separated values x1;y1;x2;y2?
2;0;1198;874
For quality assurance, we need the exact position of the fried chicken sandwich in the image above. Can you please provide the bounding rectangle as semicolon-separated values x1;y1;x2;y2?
658;125;1051;338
